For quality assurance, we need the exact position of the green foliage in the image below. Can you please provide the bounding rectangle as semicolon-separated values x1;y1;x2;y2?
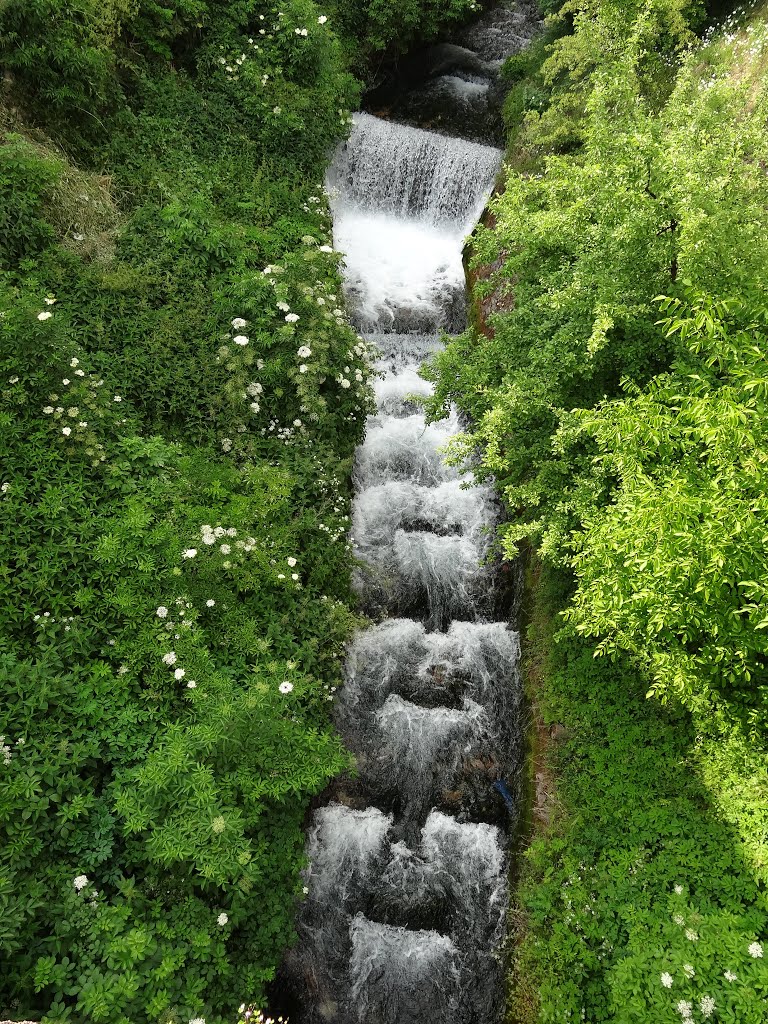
0;0;375;1019
441;8;768;1022
326;0;481;58
567;293;768;728
0;136;61;264
512;566;768;1024
426;7;768;567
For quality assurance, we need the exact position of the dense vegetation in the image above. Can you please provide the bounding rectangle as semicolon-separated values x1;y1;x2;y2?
0;0;479;1021
421;0;768;1020
3;0;767;1021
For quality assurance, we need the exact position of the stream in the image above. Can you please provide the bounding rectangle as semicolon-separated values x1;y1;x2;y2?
282;4;542;1021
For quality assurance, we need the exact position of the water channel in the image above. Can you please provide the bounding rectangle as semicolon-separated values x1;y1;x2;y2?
281;4;542;1020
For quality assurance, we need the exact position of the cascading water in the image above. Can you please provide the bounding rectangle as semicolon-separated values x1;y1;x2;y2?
282;4;542;1021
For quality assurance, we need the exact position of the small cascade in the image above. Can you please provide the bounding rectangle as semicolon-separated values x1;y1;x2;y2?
328;112;502;228
282;5;540;1021
328;114;501;331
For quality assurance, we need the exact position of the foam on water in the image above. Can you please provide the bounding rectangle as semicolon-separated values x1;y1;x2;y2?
373;694;488;823
353;479;490;547
334;211;467;333
353;412;463;490
329;113;502;230
329;114;501;331
284;14;536;1019
348;917;462;1024
373;367;434;417
305;805;392;906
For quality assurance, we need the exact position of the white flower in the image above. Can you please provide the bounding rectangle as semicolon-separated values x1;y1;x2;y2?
43;406;54;414
220;544;231;555
674;884;684;895
699;997;715;1019
189;1018;206;1024
174;668;186;680
217;912;228;926
206;599;215;607
685;929;698;941
186;681;197;689
285;313;299;323
661;973;673;989
299;364;308;373
61;427;72;436
250;402;260;413
676;1001;692;1019
62;378;70;386
113;395;122;402
233;335;249;346
73;874;89;891
293;419;302;427
273;106;282;114
231;317;248;329
287;557;297;567
724;970;737;981
156;606;169;619
673;914;685;926
291;573;299;581
749;941;763;958
683;964;695;978
183;549;197;559
44;297;56;305
318;244;333;252
297;345;312;358
340;378;351;389
318;15;328;24
279;681;294;694
70;357;79;367
37;311;53;321
277;301;290;312
162;652;177;666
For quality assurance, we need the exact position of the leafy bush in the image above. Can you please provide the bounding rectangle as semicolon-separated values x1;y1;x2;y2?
0;0;377;1019
512;567;768;1024
567;293;768;728
327;0;481;58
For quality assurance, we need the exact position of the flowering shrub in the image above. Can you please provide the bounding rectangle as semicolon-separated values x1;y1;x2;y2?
0;0;377;1020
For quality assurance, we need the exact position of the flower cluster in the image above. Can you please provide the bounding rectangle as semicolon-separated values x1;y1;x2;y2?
236;1007;288;1024
0;735;12;766
41;354;127;464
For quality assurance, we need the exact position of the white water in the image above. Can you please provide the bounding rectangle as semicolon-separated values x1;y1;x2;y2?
328;113;501;332
285;7;543;1017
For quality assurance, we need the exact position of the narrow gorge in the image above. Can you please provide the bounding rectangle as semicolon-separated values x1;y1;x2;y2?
282;5;542;1021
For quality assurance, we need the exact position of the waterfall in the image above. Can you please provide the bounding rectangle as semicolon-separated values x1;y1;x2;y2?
282;5;543;1021
328;113;502;229
328;114;501;332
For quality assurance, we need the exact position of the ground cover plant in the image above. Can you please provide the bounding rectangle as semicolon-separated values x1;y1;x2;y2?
512;566;768;1024
0;0;484;1020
